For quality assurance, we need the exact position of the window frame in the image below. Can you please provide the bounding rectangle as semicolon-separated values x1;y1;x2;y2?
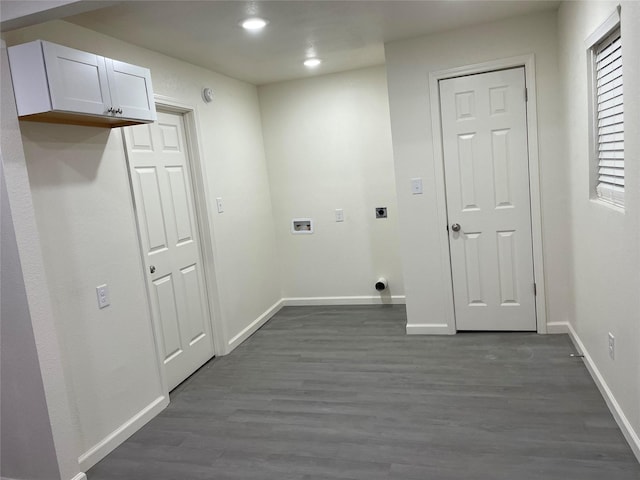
586;6;623;209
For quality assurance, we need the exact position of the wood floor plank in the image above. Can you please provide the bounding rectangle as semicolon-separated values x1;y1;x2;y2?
88;305;640;479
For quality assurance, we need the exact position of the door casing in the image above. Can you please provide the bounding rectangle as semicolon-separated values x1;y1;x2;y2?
428;54;547;334
123;95;227;394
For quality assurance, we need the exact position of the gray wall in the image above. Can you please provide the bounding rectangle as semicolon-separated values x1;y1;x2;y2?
1;159;59;479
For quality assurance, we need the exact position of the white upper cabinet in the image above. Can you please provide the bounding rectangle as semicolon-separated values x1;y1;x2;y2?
42;41;112;116
8;40;157;128
106;59;156;122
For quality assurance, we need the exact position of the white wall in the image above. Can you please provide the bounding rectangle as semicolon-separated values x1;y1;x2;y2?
18;122;167;467
384;11;567;332
558;0;640;456
1;161;60;480
1;39;81;480
258;66;403;303
3;19;281;471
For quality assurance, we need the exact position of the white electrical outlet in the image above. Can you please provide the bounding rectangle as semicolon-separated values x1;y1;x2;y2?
96;284;110;309
608;332;615;360
335;209;344;222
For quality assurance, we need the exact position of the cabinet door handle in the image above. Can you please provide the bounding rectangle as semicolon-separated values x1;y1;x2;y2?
116;108;123;114
107;107;114;113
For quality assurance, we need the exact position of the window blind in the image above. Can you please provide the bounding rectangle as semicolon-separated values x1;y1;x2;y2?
595;28;624;206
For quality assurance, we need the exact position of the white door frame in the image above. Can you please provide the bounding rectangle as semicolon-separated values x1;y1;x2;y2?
123;95;227;394
428;54;547;334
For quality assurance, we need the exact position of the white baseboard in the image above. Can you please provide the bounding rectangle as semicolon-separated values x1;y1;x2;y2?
406;323;452;335
282;295;406;306
546;321;570;334
0;476;69;480
0;477;65;480
77;395;168;471
227;299;284;352
565;322;640;463
4;470;89;480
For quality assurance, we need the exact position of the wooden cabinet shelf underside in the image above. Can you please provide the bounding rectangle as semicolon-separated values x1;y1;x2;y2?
19;110;151;128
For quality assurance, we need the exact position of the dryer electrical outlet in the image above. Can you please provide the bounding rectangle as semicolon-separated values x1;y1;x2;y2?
375;207;387;218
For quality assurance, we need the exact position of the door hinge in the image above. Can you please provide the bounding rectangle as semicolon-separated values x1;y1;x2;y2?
525;87;528;102
533;282;537;296
446;224;449;233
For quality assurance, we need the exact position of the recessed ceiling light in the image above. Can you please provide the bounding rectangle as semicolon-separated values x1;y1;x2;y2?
241;17;268;31
304;58;322;68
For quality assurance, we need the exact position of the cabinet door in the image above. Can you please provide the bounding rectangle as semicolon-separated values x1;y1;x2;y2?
42;41;111;116
106;59;157;122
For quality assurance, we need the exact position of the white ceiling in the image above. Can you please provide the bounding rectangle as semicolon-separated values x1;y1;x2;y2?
66;1;559;85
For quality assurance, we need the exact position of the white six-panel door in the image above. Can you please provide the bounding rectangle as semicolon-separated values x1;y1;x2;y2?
440;67;536;331
124;111;215;390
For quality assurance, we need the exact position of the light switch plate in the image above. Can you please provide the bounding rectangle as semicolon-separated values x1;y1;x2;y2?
215;197;224;213
411;178;423;194
335;209;344;222
608;332;615;360
96;284;110;309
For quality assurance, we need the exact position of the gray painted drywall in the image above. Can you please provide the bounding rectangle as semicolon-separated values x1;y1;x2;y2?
0;160;59;479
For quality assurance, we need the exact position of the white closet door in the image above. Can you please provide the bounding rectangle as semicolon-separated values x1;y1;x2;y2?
440;67;536;331
124;111;214;390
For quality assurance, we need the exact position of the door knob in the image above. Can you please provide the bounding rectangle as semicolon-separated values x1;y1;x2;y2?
451;223;461;232
149;265;156;274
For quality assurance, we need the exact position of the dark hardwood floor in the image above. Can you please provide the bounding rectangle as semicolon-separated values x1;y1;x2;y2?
88;305;640;479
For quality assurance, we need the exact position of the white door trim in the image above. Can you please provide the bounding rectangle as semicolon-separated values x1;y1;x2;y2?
428;54;548;334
